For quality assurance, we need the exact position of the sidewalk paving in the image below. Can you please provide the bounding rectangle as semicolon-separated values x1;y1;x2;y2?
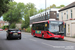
64;37;75;42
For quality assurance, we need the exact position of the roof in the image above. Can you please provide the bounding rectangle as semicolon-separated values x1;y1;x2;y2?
0;21;8;23
33;20;49;24
30;8;60;20
59;2;75;12
32;19;61;24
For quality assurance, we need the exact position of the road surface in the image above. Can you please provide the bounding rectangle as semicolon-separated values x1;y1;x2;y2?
0;31;75;50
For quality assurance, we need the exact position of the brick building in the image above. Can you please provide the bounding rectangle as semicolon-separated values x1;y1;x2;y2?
0;20;9;28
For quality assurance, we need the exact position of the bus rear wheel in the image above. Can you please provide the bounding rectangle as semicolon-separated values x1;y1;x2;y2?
42;34;44;38
33;33;35;37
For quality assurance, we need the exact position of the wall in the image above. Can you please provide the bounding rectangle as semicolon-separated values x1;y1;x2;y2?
16;23;22;29
59;7;75;21
59;7;75;37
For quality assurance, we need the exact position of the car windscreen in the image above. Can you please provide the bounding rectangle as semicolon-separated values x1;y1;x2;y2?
9;30;20;32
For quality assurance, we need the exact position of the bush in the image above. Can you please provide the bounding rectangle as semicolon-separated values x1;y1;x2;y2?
73;35;75;38
25;27;31;33
2;25;9;30
21;23;25;29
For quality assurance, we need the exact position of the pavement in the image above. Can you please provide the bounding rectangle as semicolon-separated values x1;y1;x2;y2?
22;32;75;43
64;37;75;43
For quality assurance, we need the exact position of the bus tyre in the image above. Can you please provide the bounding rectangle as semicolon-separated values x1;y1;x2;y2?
42;34;44;38
33;33;35;37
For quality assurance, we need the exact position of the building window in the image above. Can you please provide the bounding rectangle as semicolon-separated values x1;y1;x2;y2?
46;15;47;19
61;12;63;20
66;11;68;19
44;16;45;20
42;16;43;20
48;14;50;19
57;13;59;18
71;10;72;18
68;24;70;32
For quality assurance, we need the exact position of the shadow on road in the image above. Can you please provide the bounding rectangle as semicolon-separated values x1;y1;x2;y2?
33;36;65;41
5;38;21;41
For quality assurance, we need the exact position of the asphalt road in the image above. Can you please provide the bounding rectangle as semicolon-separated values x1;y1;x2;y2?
0;31;75;50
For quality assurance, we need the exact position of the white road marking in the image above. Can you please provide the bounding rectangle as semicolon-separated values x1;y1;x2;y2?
42;42;74;49
42;42;53;47
29;39;37;41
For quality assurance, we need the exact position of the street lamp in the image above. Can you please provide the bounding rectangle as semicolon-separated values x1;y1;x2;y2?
45;0;46;20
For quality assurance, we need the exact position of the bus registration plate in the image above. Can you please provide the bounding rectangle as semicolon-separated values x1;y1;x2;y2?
55;37;58;39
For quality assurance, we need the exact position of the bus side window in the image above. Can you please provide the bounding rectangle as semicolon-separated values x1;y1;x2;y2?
44;22;49;31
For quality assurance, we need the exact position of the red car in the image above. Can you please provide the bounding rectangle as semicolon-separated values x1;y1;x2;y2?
0;29;3;31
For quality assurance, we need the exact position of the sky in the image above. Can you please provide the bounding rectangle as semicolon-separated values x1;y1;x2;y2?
0;0;75;20
14;0;75;9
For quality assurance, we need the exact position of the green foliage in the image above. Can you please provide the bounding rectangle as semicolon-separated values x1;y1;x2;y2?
3;2;25;28
60;5;65;7
21;21;26;29
3;2;24;23
25;27;31;33
37;9;45;13
10;23;16;29
22;3;38;28
22;16;29;28
56;5;65;8
50;4;56;8
0;0;10;17
2;25;9;29
45;4;65;10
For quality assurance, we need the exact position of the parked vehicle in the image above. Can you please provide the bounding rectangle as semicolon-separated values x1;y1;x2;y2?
0;28;3;31
6;29;21;40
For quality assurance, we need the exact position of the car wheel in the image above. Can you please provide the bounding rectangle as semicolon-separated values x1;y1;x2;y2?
19;37;21;39
7;36;10;40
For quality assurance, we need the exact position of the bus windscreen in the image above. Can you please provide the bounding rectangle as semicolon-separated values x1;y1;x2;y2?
49;21;64;33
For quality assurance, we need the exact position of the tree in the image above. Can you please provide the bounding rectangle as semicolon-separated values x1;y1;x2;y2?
56;5;65;8
49;4;65;8
60;5;65;8
22;3;37;28
3;2;25;28
46;7;50;10
50;4;56;8
37;9;45;13
0;0;13;17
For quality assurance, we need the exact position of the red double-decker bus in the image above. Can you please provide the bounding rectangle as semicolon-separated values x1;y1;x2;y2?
31;19;64;39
